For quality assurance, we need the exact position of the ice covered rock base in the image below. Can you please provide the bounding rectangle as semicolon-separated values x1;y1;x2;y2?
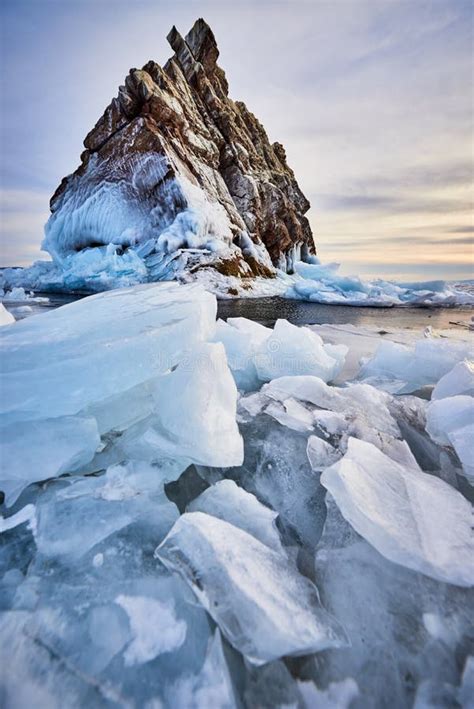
1;282;474;708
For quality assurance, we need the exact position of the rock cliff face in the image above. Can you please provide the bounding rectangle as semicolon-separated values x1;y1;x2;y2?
44;19;316;283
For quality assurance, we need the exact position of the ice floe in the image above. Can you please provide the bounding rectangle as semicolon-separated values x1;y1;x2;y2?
286;260;474;307
33;461;179;559
0;303;14;326
187;479;284;553
212;317;272;391
214;317;347;389
254;318;347;383
359;336;473;394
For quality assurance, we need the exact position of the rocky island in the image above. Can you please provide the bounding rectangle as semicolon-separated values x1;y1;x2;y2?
33;19;314;292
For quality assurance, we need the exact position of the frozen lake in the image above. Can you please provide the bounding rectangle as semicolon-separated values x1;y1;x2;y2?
4;292;474;331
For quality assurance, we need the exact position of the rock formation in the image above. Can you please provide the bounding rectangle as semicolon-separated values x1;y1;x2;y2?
43;18;316;283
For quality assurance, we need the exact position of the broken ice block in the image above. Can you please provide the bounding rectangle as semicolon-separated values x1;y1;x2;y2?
321;438;474;586
0;303;14;326
213;317;271;392
34;461;179;559
432;360;474;400
255;319;347;383
360;338;472;394
119;343;243;467
0;283;237;504
155;512;348;664
163;630;237;709
313;495;474;706
426;395;474;478
188;479;284;552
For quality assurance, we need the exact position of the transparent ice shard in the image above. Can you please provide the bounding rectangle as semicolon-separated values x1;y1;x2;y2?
155;511;348;665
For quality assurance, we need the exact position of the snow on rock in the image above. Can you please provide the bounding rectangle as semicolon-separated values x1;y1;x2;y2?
432;360;474;400
155;512;348;664
320;437;474;586
286;260;474;307
0;282;242;505
426;395;474;478
0;303;15;326
359;336;473;394
187;479;284;553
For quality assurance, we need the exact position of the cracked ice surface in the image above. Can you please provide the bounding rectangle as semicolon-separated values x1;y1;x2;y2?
1;283;474;708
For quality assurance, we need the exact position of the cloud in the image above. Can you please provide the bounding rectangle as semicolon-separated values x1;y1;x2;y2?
314;193;472;216
320;235;473;249
337;260;474;281
450;225;474;234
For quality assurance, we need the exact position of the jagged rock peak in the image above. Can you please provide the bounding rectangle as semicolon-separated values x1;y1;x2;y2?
44;19;316;285
170;18;220;73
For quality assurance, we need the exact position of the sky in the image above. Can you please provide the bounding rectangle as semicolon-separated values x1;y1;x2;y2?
0;0;473;280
